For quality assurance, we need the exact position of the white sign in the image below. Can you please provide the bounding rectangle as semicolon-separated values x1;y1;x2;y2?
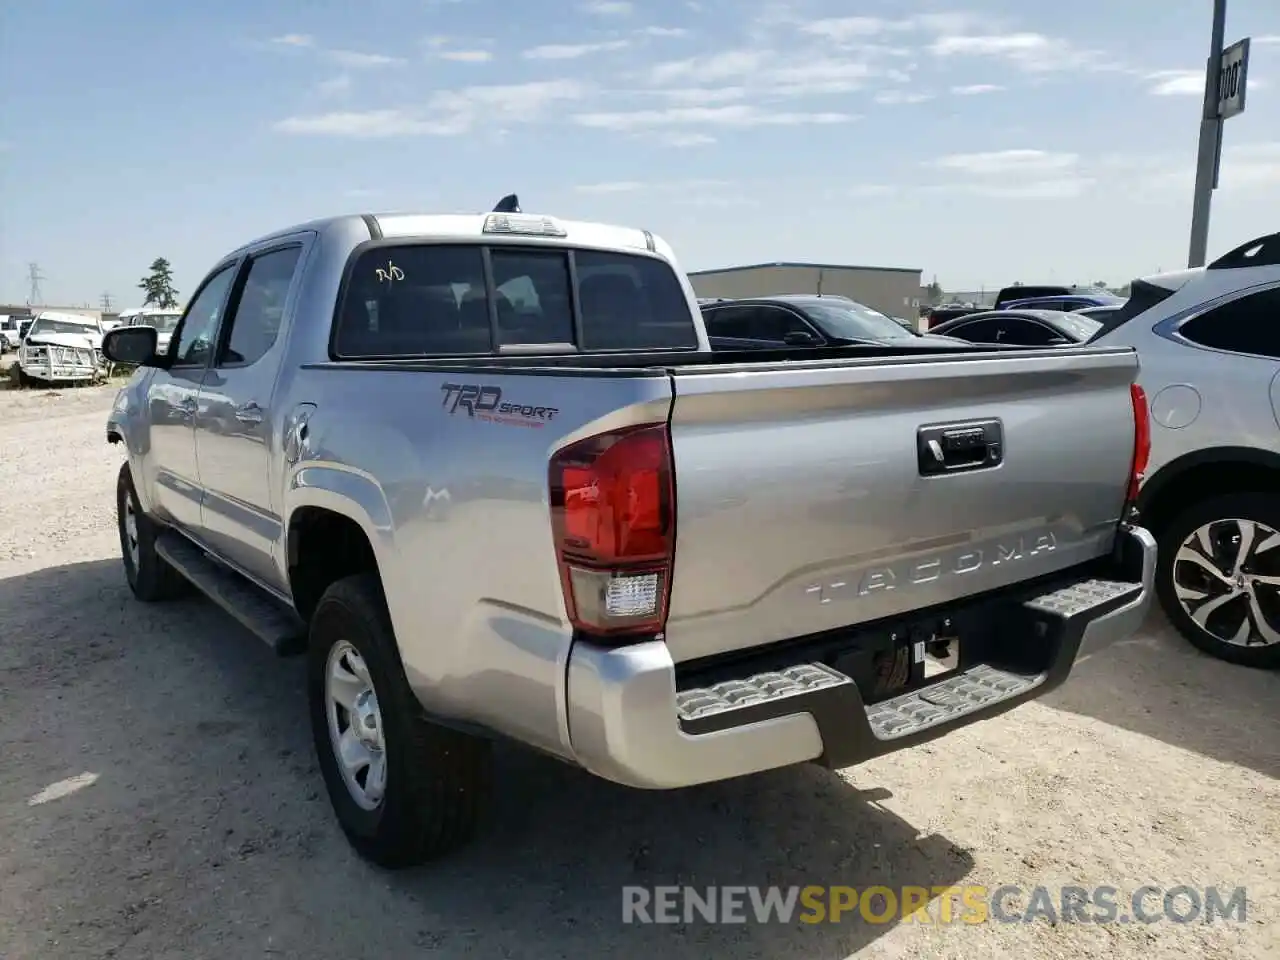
1217;38;1250;119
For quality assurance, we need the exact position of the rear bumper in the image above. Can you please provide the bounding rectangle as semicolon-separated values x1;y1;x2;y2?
565;524;1155;789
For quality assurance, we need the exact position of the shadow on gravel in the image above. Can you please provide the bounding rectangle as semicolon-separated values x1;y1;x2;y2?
1;558;974;960
1042;608;1280;780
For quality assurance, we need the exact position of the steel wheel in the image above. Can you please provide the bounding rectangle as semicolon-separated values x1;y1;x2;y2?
122;496;140;570
325;640;388;811
1172;517;1280;649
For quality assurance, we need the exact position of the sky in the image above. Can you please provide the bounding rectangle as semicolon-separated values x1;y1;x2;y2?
2;0;1279;307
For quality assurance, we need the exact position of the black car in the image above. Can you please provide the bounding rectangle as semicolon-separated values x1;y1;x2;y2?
926;308;1104;346
701;294;968;350
924;304;985;329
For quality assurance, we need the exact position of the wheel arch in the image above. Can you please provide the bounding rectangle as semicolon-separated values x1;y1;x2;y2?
285;477;394;623
1138;446;1280;534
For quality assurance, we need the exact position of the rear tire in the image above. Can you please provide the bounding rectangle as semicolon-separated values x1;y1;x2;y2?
116;463;189;601
1155;492;1280;669
308;574;491;868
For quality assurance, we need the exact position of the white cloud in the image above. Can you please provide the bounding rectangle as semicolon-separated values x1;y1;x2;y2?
573;104;855;130
317;74;352;95
327;49;405;68
662;131;716;146
575;181;646;193
930;31;1112;73
800;17;893;41
276;79;589;137
523;40;629;60
647;49;882;97
951;83;1004;95
658;86;748;104
640;26;689;37
270;33;314;47
1146;69;1203;96
844;184;899;197
874;89;932;105
1254;35;1280;45
439;49;493;62
931;149;1079;176
582;0;632;14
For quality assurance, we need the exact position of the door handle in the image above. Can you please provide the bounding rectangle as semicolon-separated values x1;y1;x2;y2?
918;420;1003;476
235;401;264;425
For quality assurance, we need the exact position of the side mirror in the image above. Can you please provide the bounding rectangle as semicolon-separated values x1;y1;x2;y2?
783;331;818;346
102;325;160;366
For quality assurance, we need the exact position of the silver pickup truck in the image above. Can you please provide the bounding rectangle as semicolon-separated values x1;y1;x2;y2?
103;206;1156;868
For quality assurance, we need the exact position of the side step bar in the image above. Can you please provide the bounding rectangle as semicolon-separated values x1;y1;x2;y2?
155;532;307;656
675;575;1145;764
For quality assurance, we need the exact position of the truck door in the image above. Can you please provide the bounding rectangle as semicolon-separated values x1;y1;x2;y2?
141;261;239;531
192;239;308;590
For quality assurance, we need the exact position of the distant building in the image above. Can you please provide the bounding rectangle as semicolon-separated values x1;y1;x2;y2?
687;261;923;320
0;303;103;323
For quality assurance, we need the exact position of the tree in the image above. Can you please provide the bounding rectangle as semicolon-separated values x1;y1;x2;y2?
926;279;944;304
138;258;180;309
1094;280;1108;288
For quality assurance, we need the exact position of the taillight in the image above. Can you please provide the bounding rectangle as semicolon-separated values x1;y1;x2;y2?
1127;383;1150;506
549;423;675;640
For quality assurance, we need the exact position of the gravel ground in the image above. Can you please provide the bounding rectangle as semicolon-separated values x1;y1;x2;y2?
1;386;1277;960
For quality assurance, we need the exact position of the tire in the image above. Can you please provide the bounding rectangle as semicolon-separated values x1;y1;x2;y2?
1155;491;1280;669
308;574;491;868
17;369;34;388
116;463;189;601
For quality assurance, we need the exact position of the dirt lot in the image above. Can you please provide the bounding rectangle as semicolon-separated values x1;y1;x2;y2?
1;386;1277;960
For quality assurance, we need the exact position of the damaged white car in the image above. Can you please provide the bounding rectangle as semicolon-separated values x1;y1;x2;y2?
17;312;106;386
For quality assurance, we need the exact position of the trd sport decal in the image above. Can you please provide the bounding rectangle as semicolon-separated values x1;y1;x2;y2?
440;383;559;428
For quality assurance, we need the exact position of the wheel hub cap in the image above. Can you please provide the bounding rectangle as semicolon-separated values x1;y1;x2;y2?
325;641;387;810
1173;517;1280;648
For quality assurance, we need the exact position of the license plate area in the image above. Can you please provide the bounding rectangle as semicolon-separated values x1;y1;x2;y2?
834;614;964;705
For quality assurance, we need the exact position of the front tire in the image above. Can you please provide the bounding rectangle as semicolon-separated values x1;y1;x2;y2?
116;463;188;601
1156;492;1280;669
308;574;491;868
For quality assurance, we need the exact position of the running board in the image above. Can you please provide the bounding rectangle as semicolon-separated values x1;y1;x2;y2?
154;532;307;656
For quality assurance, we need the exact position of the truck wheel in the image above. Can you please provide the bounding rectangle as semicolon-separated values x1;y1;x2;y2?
308;574;491;868
116;463;189;601
1156;492;1280;669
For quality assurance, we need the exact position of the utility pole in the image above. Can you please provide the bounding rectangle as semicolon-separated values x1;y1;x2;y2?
1188;0;1228;268
100;292;115;312
26;262;46;305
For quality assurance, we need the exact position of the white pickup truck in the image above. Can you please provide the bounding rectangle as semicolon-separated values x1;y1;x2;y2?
17;311;105;386
103;203;1155;868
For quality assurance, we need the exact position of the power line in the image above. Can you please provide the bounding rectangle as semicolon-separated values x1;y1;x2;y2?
27;262;46;305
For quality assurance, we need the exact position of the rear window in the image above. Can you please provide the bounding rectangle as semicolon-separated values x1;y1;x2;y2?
332;243;698;358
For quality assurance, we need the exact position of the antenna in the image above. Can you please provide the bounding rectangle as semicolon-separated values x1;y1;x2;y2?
27;262;46;305
492;193;521;213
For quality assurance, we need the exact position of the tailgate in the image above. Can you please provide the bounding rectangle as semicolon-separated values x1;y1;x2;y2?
663;347;1139;664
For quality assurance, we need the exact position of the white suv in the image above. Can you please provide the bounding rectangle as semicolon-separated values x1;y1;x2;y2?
1091;231;1280;668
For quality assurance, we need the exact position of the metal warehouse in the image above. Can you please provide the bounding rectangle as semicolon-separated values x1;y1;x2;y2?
687;262;923;320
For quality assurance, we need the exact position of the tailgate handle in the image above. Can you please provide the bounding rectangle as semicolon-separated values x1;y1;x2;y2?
918;420;1003;476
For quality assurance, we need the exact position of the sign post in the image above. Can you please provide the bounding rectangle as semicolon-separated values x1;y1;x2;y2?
1188;0;1251;268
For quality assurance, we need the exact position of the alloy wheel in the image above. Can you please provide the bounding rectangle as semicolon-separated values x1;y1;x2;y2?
1172;518;1280;648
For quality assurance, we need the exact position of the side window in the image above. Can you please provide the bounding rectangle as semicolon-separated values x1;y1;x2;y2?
490;249;574;345
334;245;490;357
1003;319;1058;345
946;318;1002;343
170;264;238;367
219;246;302;366
702;306;754;339
1179;288;1280;359
750;307;806;342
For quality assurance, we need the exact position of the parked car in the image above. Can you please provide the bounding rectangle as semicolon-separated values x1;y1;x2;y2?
992;284;1105;309
0;313;31;352
927;309;1104;346
1090;230;1280;668
102;203;1154;867
115;307;184;355
999;292;1126;313
16;311;106;386
925;304;986;329
701;295;969;349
